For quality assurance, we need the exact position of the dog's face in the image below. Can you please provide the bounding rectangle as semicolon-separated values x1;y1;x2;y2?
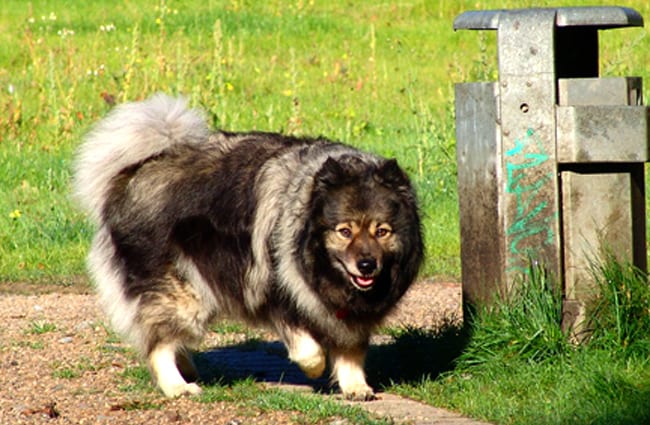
325;218;397;291
314;155;414;292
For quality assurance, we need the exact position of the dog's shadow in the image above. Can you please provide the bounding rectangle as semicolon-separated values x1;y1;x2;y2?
194;324;469;393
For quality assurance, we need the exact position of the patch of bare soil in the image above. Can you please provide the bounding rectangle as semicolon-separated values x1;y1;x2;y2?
0;281;467;424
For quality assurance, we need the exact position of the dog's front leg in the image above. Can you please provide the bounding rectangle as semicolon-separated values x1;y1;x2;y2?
330;345;375;401
279;326;327;379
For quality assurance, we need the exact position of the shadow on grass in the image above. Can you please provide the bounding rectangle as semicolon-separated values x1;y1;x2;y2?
193;323;470;394
367;324;469;389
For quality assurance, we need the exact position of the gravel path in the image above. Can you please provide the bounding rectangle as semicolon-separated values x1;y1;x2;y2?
0;281;471;424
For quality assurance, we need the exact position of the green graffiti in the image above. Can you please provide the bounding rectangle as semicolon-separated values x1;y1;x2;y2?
504;128;557;272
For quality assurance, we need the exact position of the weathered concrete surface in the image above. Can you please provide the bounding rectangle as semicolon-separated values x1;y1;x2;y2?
344;393;493;425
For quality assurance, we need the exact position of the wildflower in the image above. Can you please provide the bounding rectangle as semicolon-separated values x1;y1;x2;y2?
9;209;22;219
100;23;116;32
86;64;106;77
57;28;75;38
41;12;57;21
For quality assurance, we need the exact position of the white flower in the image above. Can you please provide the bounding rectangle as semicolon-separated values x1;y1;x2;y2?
57;28;75;38
100;23;116;32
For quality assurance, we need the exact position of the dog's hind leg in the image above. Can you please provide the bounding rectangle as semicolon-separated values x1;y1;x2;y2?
137;275;212;397
148;341;202;397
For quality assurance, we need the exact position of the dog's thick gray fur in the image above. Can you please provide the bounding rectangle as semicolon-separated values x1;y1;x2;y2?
74;94;423;400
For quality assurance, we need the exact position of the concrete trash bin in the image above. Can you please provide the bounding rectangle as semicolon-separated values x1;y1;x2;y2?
453;7;649;336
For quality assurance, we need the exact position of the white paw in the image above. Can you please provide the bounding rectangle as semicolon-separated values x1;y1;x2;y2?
330;346;374;401
160;382;202;398
340;382;376;401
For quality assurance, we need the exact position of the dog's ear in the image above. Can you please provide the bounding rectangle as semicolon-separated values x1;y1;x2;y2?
317;156;365;187
316;157;347;188
375;158;410;189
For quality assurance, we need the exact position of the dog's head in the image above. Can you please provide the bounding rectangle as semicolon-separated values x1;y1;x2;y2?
311;155;423;295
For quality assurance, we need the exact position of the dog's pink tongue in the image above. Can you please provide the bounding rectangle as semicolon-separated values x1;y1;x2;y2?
354;276;374;288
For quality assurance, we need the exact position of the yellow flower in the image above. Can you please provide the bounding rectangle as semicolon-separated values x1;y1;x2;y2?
9;209;22;219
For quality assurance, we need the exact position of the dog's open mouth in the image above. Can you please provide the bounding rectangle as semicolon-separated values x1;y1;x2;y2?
335;258;378;291
349;275;375;291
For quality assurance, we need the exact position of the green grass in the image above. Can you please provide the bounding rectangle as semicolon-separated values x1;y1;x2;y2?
26;320;57;335
588;252;650;356
51;356;100;379
118;365;389;423
0;0;466;282
389;257;650;425
459;264;568;367
198;378;391;424
4;0;648;283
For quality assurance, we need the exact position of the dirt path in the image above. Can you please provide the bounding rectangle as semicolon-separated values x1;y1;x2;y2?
0;281;490;424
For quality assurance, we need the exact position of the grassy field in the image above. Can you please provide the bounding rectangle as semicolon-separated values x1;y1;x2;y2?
1;0;469;282
3;1;650;424
4;0;649;283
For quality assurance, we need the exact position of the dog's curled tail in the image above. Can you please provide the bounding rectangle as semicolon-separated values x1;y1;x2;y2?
73;94;209;223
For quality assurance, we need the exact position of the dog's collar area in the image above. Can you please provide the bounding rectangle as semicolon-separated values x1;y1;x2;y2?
335;308;349;320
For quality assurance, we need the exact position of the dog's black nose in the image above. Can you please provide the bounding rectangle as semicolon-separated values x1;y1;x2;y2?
357;258;377;275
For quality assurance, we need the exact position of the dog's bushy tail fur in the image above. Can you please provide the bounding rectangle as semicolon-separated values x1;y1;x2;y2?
73;94;209;223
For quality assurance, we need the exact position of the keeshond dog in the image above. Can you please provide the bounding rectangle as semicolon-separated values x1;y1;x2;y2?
74;94;423;400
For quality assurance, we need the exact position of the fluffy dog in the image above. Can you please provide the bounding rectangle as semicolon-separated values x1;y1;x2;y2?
74;94;423;400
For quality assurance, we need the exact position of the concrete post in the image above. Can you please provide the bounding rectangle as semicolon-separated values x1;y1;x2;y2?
453;7;648;334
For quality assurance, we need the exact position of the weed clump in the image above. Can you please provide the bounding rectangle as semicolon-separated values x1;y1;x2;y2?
458;263;569;367
588;252;650;357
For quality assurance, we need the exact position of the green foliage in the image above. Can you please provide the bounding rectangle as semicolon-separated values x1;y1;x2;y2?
26;320;57;335
119;365;157;394
588;253;650;356
2;1;650;283
0;0;474;282
50;356;100;380
209;320;252;335
52;367;80;379
459;263;569;367
391;256;650;425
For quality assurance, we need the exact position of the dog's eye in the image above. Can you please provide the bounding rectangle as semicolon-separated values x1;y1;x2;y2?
375;226;391;238
337;227;353;239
